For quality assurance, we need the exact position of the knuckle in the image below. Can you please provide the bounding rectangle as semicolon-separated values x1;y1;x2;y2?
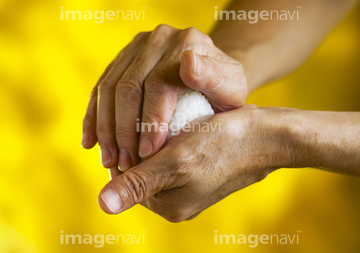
183;26;200;35
144;70;166;94
184;69;202;87
120;172;148;204
116;79;142;100
96;124;114;138
132;31;149;43
172;144;191;162
151;24;174;40
140;115;164;134
135;31;148;39
98;79;117;94
180;27;212;45
181;27;200;39
115;125;134;141
154;24;171;32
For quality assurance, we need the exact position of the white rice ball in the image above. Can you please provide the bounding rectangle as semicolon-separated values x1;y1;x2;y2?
167;89;214;140
140;89;214;163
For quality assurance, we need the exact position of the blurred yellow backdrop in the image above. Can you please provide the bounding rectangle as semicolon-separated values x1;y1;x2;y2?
0;0;359;252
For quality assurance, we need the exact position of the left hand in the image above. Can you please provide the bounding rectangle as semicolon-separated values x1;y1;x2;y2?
98;106;293;222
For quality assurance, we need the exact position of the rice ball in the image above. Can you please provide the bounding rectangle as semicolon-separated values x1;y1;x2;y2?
167;89;214;140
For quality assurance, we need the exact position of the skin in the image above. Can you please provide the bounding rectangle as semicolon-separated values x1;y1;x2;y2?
81;0;360;221
211;0;359;91
98;107;360;222
82;26;247;171
99;106;284;222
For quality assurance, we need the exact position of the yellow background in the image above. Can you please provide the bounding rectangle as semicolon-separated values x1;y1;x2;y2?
1;0;360;252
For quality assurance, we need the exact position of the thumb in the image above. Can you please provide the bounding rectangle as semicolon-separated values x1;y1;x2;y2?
179;50;247;111
98;159;175;214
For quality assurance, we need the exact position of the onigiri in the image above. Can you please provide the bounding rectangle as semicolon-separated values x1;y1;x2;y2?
167;89;214;140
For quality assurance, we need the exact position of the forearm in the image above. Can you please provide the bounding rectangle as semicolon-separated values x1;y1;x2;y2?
209;0;358;93
286;110;360;176
260;108;360;176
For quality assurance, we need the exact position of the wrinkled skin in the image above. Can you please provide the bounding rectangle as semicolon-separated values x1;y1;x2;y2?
82;25;248;171
98;106;290;222
85;0;360;222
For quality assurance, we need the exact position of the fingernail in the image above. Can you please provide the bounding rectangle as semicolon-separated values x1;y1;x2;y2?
101;188;121;213
81;132;89;147
118;149;131;171
193;52;204;77
139;137;152;158
100;147;112;167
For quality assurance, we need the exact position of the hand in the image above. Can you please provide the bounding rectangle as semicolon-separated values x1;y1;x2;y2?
81;24;248;171
97;106;292;222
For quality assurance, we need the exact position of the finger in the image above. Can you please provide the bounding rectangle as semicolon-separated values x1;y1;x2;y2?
82;61;115;149
179;50;247;111
97;35;147;168
98;157;180;214
109;167;122;181
139;63;185;159
115;27;175;170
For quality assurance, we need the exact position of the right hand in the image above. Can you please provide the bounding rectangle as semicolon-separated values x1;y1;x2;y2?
81;24;248;171
98;106;291;222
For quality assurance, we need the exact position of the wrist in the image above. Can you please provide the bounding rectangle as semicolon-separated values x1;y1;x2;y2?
255;107;311;170
261;108;341;170
222;107;300;190
247;107;360;176
225;107;299;173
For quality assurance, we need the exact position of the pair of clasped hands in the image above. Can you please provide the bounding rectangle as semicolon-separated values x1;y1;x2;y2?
81;26;303;222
